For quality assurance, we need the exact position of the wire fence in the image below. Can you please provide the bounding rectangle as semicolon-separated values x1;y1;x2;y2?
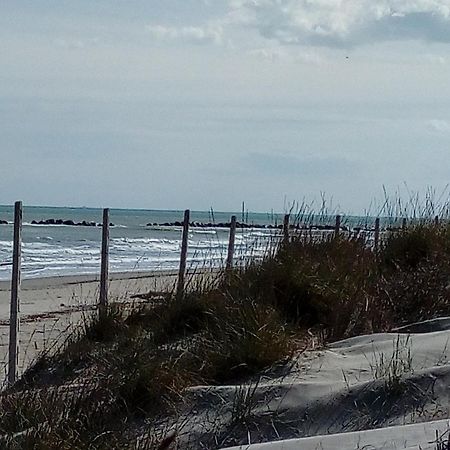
0;202;447;385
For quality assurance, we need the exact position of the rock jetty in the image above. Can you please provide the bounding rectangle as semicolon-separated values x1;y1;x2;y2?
147;221;349;231
29;219;114;227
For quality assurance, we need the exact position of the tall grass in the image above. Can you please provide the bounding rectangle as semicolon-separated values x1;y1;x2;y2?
1;196;450;447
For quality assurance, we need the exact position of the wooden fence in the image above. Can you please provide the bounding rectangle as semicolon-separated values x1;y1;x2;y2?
1;202;443;384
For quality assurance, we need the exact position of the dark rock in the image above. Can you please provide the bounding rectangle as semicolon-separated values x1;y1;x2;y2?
31;218;110;227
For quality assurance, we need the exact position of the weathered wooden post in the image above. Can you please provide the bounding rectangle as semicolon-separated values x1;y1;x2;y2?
402;218;407;231
283;214;290;246
99;208;109;319
177;209;190;298
334;214;341;239
8;201;22;385
226;215;237;270
374;217;380;252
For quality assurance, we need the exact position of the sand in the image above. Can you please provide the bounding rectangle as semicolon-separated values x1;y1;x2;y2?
0;270;196;380
169;317;450;449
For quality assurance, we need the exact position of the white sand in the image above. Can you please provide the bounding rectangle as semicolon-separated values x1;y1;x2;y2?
223;419;450;449
173;317;450;449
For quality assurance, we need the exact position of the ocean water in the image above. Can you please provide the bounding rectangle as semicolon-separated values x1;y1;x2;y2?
0;206;285;280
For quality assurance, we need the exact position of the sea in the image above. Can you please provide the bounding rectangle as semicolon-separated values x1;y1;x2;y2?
0;205;287;281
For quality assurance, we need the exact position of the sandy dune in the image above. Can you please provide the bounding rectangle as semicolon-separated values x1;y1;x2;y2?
172;318;450;449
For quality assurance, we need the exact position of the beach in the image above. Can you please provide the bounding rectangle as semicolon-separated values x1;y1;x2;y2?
0;270;187;379
0;204;280;382
0;218;449;447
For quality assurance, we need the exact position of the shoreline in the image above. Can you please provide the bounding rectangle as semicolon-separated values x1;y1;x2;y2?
0;269;181;291
0;267;217;291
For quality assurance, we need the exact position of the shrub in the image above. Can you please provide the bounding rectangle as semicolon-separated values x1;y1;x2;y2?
222;236;378;340
381;224;450;270
202;297;293;382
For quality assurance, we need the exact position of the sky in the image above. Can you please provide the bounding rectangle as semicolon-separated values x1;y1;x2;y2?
1;0;450;214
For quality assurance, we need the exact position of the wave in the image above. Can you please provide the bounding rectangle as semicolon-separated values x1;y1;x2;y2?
0;226;279;280
23;222;72;227
191;229;217;235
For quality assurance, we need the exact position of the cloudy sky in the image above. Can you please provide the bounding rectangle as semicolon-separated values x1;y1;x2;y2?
2;0;450;214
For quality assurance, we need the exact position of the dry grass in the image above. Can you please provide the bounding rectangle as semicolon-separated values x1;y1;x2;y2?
0;279;293;447
1;219;450;448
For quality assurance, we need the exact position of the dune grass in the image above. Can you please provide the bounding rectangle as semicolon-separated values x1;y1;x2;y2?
0;219;450;448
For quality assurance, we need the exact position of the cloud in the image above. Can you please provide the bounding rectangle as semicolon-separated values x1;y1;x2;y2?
421;53;447;64
228;0;450;47
428;119;450;133
147;24;223;45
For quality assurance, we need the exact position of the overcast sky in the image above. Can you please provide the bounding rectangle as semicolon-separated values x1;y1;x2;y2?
1;0;450;214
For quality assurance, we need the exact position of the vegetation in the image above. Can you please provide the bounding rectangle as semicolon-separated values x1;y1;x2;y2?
1;218;450;448
369;334;414;395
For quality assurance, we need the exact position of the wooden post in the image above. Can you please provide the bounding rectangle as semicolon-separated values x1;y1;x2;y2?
402;218;407;231
434;215;439;227
8;201;22;385
334;214;341;239
283;214;290;246
99;208;109;319
177;209;190;298
374;217;380;252
226;215;237;270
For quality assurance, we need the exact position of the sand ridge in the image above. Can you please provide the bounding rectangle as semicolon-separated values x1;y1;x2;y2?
169;317;450;449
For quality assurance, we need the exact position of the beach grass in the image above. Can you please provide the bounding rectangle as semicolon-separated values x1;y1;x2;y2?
0;216;450;448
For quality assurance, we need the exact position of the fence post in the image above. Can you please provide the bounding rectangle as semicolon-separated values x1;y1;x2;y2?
434;215;439;227
334;214;341;239
402;218;407;231
177;209;190;298
8;201;22;385
226;215;237;270
374;217;380;252
283;214;290;246
99;208;109;319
